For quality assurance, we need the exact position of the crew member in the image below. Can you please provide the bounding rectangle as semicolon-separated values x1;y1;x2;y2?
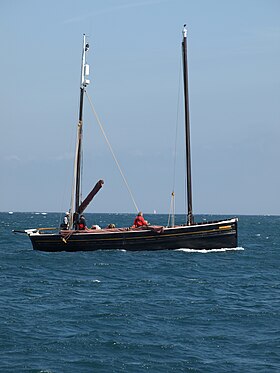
61;212;70;230
106;223;116;229
78;215;87;230
133;212;149;228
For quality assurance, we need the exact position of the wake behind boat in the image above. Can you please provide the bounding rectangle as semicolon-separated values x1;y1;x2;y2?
17;27;238;252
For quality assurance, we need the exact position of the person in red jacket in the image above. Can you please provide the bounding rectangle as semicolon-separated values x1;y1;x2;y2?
78;215;87;230
133;212;149;228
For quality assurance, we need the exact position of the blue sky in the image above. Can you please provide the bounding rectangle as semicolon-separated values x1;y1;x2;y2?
0;0;279;215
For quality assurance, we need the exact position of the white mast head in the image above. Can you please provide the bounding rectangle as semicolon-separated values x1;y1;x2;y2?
81;34;90;87
182;24;187;39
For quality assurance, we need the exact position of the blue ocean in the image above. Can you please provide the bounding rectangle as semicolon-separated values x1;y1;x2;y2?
0;212;279;372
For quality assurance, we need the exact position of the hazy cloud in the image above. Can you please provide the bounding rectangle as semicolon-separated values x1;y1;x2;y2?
4;155;21;162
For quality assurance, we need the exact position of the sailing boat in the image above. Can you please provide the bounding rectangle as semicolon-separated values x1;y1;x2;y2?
20;28;238;252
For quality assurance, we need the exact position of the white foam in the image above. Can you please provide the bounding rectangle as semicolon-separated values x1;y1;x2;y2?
176;247;244;253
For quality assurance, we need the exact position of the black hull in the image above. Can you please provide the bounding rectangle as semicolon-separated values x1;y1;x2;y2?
28;218;238;252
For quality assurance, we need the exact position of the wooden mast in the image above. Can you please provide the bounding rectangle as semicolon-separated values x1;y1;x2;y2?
182;25;194;225
72;34;90;228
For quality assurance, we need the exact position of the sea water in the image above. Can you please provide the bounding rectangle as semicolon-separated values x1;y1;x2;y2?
0;212;279;372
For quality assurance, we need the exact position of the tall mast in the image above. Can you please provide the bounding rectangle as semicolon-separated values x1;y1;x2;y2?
71;34;90;228
182;25;194;225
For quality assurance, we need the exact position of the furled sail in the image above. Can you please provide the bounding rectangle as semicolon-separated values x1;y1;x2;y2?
77;179;104;215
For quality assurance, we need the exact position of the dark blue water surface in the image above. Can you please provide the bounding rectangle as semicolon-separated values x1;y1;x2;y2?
0;212;279;372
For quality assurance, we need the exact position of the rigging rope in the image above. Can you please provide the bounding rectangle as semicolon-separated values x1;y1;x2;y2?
168;57;182;227
69;121;82;228
167;191;175;227
85;91;139;213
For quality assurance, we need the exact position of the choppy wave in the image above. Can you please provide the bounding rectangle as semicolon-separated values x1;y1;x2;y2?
1;213;279;373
